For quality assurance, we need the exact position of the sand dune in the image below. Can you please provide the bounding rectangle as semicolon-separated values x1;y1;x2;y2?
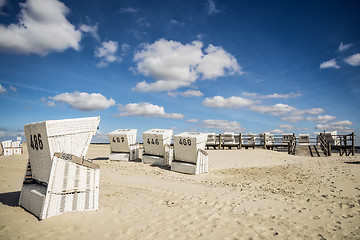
0;144;359;239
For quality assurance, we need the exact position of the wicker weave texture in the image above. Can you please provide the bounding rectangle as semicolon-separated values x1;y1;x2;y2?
143;129;173;156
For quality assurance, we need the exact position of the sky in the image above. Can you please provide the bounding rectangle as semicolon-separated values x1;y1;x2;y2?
0;0;359;143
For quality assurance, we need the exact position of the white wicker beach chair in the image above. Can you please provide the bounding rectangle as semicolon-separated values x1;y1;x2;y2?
18;116;100;220
171;132;208;175
108;129;140;161
142;129;173;166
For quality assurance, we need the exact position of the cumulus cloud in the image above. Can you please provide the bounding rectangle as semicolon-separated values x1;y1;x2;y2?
316;120;353;131
344;53;360;66
270;129;284;134
281;116;304;123
119;7;138;13
0;0;7;15
80;24;99;41
243;92;302;99
205;0;221;15
203;96;256;108
95;40;119;68
168;90;204;98
187;119;198;123
0;84;6;94
117;102;184;119
292;108;325;116
133;39;242;92
339;42;352;52
320;59;339;69
170;19;185;25
279;124;294;131
249;103;296;116
202;119;244;132
50;91;115;111
0;0;81;55
306;115;336;123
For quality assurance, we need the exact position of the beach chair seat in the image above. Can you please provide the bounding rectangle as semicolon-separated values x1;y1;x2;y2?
19;116;100;220
1;140;13;156
299;134;310;146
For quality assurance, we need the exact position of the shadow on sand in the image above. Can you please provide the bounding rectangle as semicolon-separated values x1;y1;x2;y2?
0;191;20;207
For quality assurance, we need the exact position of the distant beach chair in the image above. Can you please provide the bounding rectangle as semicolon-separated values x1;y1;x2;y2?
142;129;173;167
206;133;218;149
298;134;310;146
222;132;239;149
171;132;208;175
108;129;140;161
282;133;293;145
1;140;13;156
260;132;274;149
18;116;100;220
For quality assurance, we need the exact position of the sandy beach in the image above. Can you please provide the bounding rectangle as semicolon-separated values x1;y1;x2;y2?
0;144;359;239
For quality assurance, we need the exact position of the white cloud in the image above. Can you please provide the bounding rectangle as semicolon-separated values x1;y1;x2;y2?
46;101;56;107
95;40;119;68
50;91;115;111
270;129;284;134
203;96;256;108
202;119;244;132
249;103;296;116
80;24;99;41
206;0;221;15
0;84;6;94
117;102;184;119
169;90;204;98
170;19;185;25
344;53;360;66
316;120;353;131
339;42;352;52
281;116;304;123
197;44;242;79
121;43;130;52
242;91;301;99
9;86;16;92
292;108;325;116
119;7;138;13
136;17;150;27
0;0;7;15
306;115;336;123
278;124;294;131
187;119;198;123
133;39;242;92
320;59;339;69
0;0;81;55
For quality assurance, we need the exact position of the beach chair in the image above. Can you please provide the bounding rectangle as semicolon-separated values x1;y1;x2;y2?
12;141;23;155
171;132;208;175
1;140;13;156
260;132;274;149
282;133;293;145
298;134;310;146
142;129;173;166
109;129;140;161
206;133;218;149
18;116;100;220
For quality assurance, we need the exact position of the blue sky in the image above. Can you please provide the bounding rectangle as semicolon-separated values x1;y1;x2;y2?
0;0;359;143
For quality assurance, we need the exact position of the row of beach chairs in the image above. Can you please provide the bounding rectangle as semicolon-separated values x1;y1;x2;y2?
17;116;209;220
1;140;23;156
206;132;341;149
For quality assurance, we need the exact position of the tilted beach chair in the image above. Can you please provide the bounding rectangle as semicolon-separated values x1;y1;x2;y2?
171;132;208;175
18;117;100;220
108;129;140;161
142;129;173;166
